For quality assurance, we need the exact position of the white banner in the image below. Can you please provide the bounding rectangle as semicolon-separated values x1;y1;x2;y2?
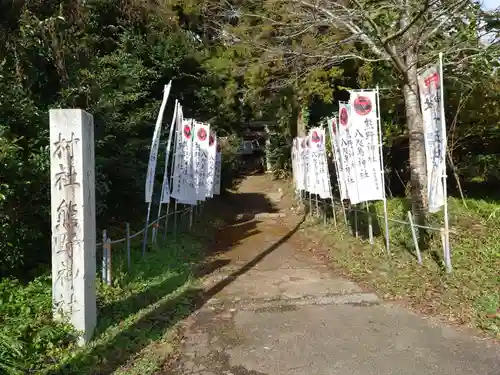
348;91;384;204
299;137;309;192
328;117;348;200
308;132;318;194
159;100;178;204
171;113;197;204
291;138;299;191
296;138;305;192
338;102;357;203
213;150;222;195
205;131;217;198
308;128;331;198
145;81;172;203
305;136;315;193
418;64;446;213
193;122;210;201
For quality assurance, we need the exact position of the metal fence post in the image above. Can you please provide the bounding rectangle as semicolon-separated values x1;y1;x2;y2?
102;230;107;283
152;223;156;245
152;222;159;245
354;206;359;238
126;222;131;270
330;199;337;229
104;237;112;286
407;211;422;264
366;203;374;245
323;200;327;225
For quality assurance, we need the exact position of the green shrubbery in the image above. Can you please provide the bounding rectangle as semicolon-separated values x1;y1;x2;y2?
0;277;75;374
0;230;207;375
303;195;500;338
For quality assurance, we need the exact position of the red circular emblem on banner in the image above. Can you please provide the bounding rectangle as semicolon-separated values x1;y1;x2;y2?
183;124;191;139
209;134;215;146
353;95;372;116
197;127;207;141
424;73;439;88
340;107;349;126
311;131;321;143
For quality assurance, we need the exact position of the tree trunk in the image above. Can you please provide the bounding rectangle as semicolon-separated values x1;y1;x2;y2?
290;100;299;139
402;65;428;228
296;106;306;137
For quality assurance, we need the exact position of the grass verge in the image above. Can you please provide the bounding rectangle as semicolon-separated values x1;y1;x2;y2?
0;222;216;375
300;196;499;338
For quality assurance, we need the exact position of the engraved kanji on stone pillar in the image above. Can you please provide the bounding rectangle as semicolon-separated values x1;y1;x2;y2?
50;109;96;345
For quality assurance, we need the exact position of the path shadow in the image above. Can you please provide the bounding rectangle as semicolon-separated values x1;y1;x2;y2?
168;214;306;372
196;215;305;303
94;256;230;339
52;241;230;375
210;219;262;255
221;190;279;218
95;272;191;338
51;286;202;375
55;214;305;375
198;191;281;257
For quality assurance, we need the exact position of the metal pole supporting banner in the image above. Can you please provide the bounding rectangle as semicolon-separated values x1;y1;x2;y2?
165;102;182;241
143;83;172;254
366;202;374;245
327;116;347;227
173;201;178;239
323;153;337;228
439;52;452;273
163;201;171;241
102;230;107;282
376;86;391;255
340;199;348;227
336;114;349;225
155;100;179;243
354;205;359;238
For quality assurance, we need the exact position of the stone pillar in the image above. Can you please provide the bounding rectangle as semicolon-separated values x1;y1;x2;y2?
49;109;96;345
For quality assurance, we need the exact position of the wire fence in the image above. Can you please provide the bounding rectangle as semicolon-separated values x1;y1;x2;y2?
300;190;450;268
96;203;199;286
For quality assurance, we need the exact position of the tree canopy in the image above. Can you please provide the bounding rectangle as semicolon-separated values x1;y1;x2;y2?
0;0;499;276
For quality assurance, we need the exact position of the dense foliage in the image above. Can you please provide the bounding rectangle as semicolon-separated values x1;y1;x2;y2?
0;0;243;279
1;0;499;278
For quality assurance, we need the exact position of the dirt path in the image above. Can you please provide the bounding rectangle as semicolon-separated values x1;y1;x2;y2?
165;175;499;375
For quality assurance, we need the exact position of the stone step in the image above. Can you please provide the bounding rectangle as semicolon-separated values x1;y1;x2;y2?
203;292;380;312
